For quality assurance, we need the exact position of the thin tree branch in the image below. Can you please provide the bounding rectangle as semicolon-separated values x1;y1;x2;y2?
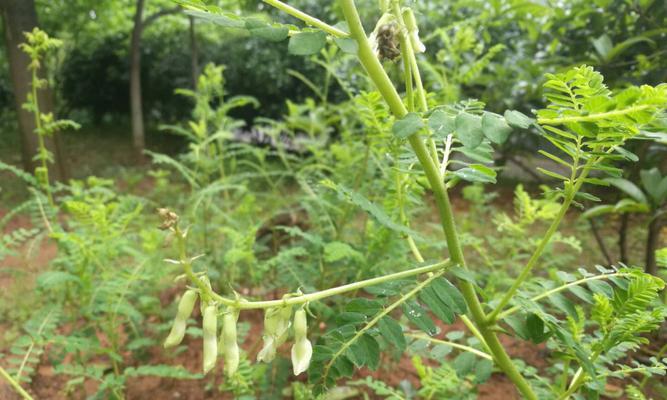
143;6;180;28
588;218;613;265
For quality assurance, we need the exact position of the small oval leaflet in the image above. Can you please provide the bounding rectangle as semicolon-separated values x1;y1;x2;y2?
455;112;484;148
288;31;328;55
392;112;424;138
481;112;513;144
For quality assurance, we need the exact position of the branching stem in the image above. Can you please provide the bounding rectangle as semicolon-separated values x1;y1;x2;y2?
496;272;631;320
262;0;348;37
322;270;446;381
174;226;451;309
537;105;651;125
406;333;493;360
487;163;594;323
0;366;33;400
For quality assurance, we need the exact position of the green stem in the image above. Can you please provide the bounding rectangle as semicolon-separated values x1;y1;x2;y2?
460;314;491;354
487;166;592;323
0;366;33;400
323;270;446;381
559;359;570;393
391;0;438;165
30;68;53;207
175;225;450;309
400;32;414;112
496;272;630;320
559;371;584;398
640;342;667;388
262;0;348;37
405;333;493;360
537;105;651;125
216;261;448;308
338;1;537;398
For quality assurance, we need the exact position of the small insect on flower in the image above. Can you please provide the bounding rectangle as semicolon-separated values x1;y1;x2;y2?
374;23;401;62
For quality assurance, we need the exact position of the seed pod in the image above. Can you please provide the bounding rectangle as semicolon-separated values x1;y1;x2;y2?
222;308;240;377
202;305;218;374
164;290;198;349
291;308;312;375
257;306;292;363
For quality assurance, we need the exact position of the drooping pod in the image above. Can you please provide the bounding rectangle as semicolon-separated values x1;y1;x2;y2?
202;304;218;374
164;289;198;348
221;308;240;377
291;308;312;375
257;306;292;363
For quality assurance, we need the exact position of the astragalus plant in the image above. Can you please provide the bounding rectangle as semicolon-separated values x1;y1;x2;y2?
162;0;667;398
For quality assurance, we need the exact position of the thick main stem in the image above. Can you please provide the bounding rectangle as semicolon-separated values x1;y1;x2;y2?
338;1;537;398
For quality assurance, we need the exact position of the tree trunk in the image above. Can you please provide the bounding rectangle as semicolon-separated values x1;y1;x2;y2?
589;218;613;265
130;0;146;163
645;217;663;276
619;213;629;264
1;0;67;179
189;15;199;89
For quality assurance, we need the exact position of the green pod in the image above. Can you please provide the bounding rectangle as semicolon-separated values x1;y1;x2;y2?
222;309;240;377
164;290;198;349
202;305;218;373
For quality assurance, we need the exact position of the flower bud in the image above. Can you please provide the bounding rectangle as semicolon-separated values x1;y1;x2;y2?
291;308;312;375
